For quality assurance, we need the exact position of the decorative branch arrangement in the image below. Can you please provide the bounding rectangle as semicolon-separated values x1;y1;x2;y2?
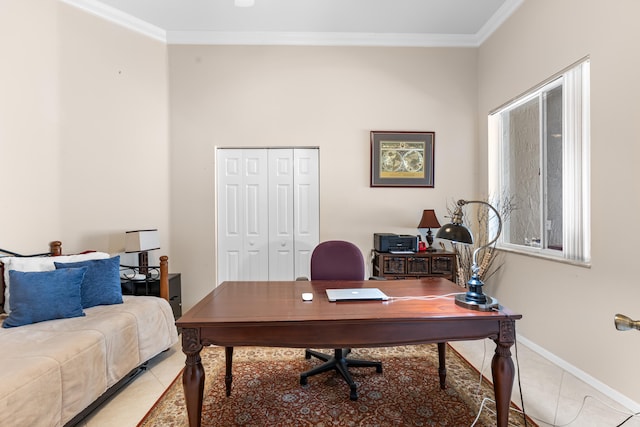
442;196;516;288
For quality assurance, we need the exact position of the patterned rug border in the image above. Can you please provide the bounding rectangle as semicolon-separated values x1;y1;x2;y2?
137;366;184;426
138;344;534;427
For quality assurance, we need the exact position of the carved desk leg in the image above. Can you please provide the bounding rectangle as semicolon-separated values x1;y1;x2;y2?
182;328;204;427
225;346;234;397
492;319;517;427
437;342;446;389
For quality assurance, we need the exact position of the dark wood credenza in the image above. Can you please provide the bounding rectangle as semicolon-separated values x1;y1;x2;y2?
371;250;457;281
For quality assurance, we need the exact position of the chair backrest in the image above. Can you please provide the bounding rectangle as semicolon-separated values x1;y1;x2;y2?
310;240;365;281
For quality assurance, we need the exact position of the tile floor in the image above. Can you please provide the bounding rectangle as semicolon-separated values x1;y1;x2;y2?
80;338;640;427
451;339;640;427
80;339;184;427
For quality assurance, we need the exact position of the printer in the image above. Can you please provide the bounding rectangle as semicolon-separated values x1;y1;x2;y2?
374;233;418;253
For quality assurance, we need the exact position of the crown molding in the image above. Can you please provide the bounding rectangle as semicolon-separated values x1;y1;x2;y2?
475;0;525;45
60;0;166;42
61;0;524;47
166;31;480;47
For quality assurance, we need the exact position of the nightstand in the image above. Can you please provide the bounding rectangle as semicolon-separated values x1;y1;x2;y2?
121;273;182;319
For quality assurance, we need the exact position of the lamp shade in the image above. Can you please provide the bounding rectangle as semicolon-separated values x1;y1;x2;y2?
435;223;473;244
417;209;441;229
125;229;160;253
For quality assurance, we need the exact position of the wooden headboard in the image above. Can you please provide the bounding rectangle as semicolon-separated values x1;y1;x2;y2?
0;242;169;312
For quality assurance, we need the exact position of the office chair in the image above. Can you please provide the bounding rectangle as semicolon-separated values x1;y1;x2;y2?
299;240;383;401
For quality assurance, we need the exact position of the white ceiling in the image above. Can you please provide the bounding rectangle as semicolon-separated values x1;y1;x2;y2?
62;0;524;46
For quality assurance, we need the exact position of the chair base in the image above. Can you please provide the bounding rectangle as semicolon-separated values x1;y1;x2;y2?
300;348;383;401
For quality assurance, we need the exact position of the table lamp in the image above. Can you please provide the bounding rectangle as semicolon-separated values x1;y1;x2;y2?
417;209;441;252
436;199;502;311
125;229;160;277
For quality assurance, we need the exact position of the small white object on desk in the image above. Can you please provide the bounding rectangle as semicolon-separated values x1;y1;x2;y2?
302;292;313;301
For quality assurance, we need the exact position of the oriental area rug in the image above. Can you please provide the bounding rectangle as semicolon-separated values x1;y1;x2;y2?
138;344;535;426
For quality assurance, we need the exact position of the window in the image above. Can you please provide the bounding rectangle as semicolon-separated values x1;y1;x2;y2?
488;59;590;265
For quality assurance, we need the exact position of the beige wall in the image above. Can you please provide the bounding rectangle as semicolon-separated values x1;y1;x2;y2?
57;4;170;255
478;0;640;403
168;45;477;310
1;1;170;258
1;0;61;251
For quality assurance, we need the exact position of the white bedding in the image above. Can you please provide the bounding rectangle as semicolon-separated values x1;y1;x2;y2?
0;295;178;427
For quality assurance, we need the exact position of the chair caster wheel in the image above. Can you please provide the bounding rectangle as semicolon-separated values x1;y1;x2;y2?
300;376;308;386
349;389;358;401
376;366;383;373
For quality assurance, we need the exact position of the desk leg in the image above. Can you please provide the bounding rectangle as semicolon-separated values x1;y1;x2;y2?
182;328;204;427
492;319;517;427
437;342;446;389
225;346;234;396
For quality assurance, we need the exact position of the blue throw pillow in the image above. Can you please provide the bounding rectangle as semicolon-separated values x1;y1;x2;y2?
55;256;123;308
3;267;87;328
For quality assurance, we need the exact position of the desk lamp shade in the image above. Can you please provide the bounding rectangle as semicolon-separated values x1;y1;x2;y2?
417;210;442;251
434;205;473;244
437;223;473;244
125;229;160;276
435;199;501;311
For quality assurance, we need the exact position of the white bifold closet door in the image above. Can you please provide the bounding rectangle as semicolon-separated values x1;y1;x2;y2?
216;148;319;284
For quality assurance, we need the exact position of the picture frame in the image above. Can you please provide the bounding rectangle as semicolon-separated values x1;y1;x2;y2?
370;131;435;187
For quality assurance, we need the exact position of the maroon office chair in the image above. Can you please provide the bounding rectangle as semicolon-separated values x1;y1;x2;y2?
299;240;383;401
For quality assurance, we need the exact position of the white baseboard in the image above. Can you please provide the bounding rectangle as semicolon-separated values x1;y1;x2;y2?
516;334;640;414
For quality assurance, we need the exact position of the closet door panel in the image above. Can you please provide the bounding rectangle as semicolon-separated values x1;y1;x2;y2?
217;150;243;282
268;149;294;280
243;150;269;280
294;149;319;279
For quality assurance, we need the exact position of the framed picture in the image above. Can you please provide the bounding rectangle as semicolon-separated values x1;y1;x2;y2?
370;131;435;187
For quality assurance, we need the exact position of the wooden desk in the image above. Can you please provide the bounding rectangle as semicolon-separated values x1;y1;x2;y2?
176;278;522;427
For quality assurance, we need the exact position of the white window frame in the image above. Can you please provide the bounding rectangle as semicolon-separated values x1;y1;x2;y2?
488;58;591;266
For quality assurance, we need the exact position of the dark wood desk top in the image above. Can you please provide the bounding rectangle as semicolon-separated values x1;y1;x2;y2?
176;278;521;348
